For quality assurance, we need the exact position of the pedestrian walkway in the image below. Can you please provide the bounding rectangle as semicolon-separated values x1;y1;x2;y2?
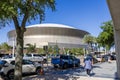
79;60;116;79
78;76;114;80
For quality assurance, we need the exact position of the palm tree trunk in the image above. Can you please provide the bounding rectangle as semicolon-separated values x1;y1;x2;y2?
107;0;120;79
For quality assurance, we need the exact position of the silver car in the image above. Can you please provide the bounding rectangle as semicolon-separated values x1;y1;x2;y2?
0;58;42;80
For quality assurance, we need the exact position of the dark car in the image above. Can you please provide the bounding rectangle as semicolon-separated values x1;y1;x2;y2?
110;55;116;60
84;54;98;64
101;55;109;62
51;55;80;69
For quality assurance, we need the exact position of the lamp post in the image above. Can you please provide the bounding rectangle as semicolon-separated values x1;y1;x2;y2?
12;37;16;58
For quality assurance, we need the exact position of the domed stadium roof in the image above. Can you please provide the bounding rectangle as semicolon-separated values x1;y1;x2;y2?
27;23;76;29
8;23;89;38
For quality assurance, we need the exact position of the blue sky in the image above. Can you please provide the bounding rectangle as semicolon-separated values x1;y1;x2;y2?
0;0;111;44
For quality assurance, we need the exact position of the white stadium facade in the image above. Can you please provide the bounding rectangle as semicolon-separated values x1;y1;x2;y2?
7;23;89;49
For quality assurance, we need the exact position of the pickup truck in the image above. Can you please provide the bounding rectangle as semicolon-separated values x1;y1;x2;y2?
51;55;80;69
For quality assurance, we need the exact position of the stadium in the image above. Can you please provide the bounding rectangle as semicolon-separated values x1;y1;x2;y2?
7;23;89;49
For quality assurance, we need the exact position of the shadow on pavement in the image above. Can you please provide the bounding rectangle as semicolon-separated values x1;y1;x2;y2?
92;65;101;69
22;66;85;80
23;74;80;80
114;72;120;80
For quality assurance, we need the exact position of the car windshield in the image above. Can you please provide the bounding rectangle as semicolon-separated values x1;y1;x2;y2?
33;54;42;57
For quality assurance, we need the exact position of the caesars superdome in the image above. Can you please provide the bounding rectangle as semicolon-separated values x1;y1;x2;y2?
7;23;89;48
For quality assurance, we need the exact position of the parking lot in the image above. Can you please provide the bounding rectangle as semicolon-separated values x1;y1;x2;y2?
0;55;117;80
22;60;116;80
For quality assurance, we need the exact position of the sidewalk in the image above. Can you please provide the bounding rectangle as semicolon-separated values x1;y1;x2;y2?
77;76;113;80
77;60;117;80
61;60;116;80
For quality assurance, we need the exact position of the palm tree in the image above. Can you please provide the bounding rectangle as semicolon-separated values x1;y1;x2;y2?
26;43;36;53
83;34;95;52
0;42;11;53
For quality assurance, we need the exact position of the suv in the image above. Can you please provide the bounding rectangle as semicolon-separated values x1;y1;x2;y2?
23;54;44;63
38;54;47;63
0;58;42;80
51;55;80;69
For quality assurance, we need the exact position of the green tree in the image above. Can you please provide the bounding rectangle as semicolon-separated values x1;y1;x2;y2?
97;21;114;51
0;0;56;80
37;48;44;54
76;48;84;55
70;48;84;55
0;42;11;53
83;34;95;52
26;43;36;53
48;46;53;54
53;45;59;54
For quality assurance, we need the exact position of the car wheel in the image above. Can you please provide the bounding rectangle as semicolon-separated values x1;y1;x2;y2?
36;67;42;75
63;63;68;69
54;65;58;68
75;63;80;67
43;59;47;63
8;71;14;80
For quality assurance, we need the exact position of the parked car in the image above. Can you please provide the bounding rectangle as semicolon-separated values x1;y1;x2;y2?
0;58;42;80
38;54;47;63
84;54;98;64
1;54;12;59
96;56;102;62
101;55;109;62
51;55;80;69
23;54;44;63
110;55;116;60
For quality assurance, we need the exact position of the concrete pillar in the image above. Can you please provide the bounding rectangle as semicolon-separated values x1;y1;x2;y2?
107;0;120;78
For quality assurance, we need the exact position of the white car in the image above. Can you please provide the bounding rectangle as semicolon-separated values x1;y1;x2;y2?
0;58;42;80
23;54;44;62
96;56;102;62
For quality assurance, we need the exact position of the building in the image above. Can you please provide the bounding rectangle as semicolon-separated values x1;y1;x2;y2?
7;23;89;49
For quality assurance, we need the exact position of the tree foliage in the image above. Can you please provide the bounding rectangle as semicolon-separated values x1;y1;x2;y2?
0;42;11;53
53;44;59;54
26;43;36;53
83;34;94;44
0;0;56;80
97;20;114;51
37;48;44;54
71;48;84;55
0;0;56;26
83;34;95;52
48;46;53;54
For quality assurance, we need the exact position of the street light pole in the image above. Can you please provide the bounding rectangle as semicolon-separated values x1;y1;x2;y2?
12;37;15;58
